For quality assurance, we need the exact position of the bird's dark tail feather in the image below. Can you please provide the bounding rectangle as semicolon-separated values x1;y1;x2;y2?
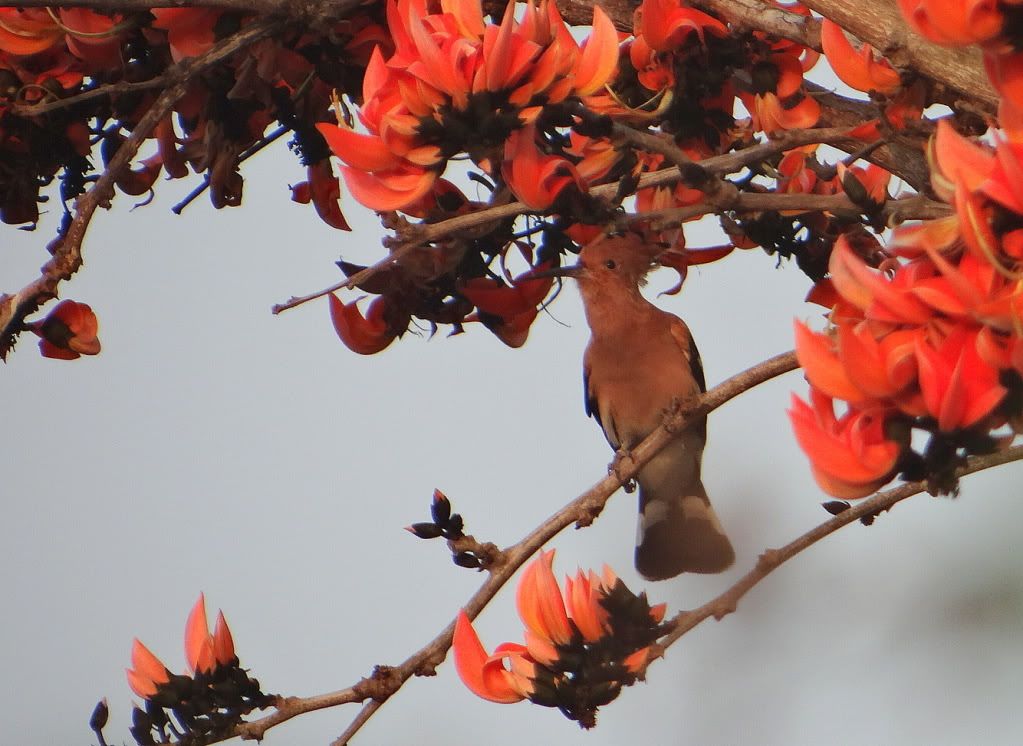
635;480;734;580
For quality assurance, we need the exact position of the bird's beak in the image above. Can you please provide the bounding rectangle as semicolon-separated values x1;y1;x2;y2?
525;263;584;280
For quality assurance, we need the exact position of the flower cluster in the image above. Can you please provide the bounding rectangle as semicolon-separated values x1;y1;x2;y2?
316;0;618;212
0;6;386;229
791;119;1023;497
122;595;271;746
453;551;666;728
316;0;898;353
788;2;1023;498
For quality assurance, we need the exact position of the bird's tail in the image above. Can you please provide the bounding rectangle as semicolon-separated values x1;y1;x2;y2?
635;479;734;580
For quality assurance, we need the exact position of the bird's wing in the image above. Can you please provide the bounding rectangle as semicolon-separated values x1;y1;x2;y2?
582;354;599;424
668;316;706;393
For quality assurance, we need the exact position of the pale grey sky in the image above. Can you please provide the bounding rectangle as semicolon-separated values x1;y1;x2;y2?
3;108;1023;746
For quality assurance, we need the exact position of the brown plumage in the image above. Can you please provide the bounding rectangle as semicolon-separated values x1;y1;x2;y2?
570;234;734;580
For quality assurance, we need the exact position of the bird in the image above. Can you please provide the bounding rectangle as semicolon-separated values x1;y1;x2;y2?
552;232;734;580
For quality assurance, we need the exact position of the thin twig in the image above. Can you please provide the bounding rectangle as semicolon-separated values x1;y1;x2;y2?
171;125;290;214
652;443;1023;654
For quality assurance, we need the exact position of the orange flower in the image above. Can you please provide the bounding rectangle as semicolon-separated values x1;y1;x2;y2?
897;0;1005;46
460;263;554;347
150;8;220;62
820;19;900;95
126;594;236;699
634;0;727;53
184;593;236;675
928;119;994;204
290;161;351;231
985;50;1023;117
453;551;666;725
502;125;584;209
0;9;62;56
829;236;934;325
126;640;171;699
915;325;1007;431
789;389;903;499
328;294;405;355
32;299;101;360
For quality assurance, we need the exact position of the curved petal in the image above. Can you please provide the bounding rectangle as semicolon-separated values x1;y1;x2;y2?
452;611;526;704
573;6;619;96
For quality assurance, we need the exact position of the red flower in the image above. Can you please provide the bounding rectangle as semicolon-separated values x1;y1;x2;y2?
126;639;171;699
127;594;236;698
32;300;101;360
915;325;1007;431
820;19;900;95
184;592;236;675
453;551;665;713
328;293;405;355
897;0;1005;47
789;390;903;499
502;125;585;210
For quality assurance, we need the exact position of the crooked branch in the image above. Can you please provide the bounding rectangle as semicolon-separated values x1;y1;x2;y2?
271;125;949;316
200;350;1022;746
207;350;801;743
654;443;1023;654
0;18;285;360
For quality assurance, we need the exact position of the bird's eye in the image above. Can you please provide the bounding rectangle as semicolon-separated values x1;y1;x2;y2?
605;259;617;270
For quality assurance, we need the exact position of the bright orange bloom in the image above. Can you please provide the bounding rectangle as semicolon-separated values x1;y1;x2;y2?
290;161;351;231
0;9;62;56
150;8;220;62
461;262;554;347
502;125;585;209
453;551;666;715
634;0;727;53
985;50;1023;117
897;0;1005;46
184;593;236;675
820;19;900;95
915;325;1007;431
126;640;171;699
928;119;994;204
739;53;820;133
328;294;404;355
127;594;236;699
789;390;903;499
320;0;618;212
33;299;101;360
836;162;892;208
829;236;934;325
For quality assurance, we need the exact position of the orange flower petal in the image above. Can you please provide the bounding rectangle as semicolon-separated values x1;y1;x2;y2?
452;611;526;704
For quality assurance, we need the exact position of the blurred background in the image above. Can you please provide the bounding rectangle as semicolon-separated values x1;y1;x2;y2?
4;90;1023;746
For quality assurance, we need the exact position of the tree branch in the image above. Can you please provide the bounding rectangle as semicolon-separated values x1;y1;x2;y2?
272;124;943;316
0;17;288;360
209;351;801;743
651;443;1023;656
798;0;997;113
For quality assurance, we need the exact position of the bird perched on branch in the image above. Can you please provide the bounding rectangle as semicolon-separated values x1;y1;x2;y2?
547;233;734;580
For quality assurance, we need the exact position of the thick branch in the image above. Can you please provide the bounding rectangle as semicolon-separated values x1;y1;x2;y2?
10;0;320;14
799;0;997;112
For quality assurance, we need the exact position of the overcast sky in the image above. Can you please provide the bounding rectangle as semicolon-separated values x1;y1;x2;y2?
4;86;1023;746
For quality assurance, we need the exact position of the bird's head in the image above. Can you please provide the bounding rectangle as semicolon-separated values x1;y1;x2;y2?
532;233;662;289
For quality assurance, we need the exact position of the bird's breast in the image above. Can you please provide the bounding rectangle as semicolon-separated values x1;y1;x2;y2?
585;331;701;450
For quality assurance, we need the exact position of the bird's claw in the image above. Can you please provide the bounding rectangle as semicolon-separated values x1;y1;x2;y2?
609;449;638;493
